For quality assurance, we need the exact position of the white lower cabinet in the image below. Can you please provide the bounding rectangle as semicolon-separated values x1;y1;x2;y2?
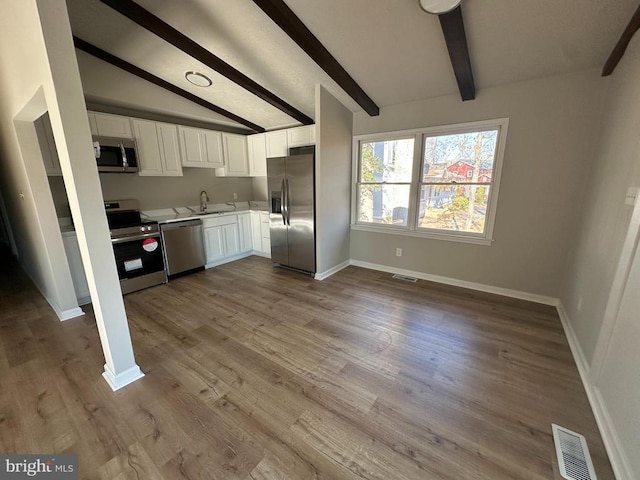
238;213;252;252
250;212;262;250
260;212;271;256
203;212;268;266
203;214;253;267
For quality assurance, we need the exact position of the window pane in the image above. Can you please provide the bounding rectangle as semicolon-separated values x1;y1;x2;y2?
417;185;491;234
423;130;498;183
358;184;411;226
360;139;414;183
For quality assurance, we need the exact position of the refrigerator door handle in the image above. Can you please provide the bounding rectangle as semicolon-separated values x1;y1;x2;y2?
281;178;287;225
286;178;291;226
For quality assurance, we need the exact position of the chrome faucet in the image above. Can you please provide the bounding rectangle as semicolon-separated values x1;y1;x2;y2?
200;190;209;213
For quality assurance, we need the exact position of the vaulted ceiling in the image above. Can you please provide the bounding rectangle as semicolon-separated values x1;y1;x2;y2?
66;0;639;132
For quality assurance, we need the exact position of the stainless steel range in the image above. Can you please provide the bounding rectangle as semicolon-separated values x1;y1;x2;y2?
105;199;167;294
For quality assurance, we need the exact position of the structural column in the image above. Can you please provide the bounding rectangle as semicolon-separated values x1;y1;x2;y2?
36;0;143;390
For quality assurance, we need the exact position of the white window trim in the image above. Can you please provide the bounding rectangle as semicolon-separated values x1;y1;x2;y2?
351;118;509;245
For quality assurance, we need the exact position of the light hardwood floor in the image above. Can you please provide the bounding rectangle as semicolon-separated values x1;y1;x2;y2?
0;253;615;479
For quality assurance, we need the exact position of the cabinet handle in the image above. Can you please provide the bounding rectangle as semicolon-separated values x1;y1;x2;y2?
281;178;287;225
120;143;129;170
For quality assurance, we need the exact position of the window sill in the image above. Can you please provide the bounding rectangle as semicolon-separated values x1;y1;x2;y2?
350;224;494;246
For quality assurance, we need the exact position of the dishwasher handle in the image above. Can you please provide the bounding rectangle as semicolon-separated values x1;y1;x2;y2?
160;219;203;231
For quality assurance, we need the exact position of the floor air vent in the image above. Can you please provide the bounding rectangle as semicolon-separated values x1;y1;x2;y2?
392;274;418;283
552;424;597;480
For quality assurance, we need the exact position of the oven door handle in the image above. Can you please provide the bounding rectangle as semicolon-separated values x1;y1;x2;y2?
111;232;160;244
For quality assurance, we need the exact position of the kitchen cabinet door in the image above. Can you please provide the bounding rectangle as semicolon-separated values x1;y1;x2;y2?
287;125;316;148
92;112;133;138
178;126;205;167
248;133;267;176
204;226;225;263
157;123;183;176
250;212;262;251
260;212;271;256
220;133;249;176
266;130;288;157
222;223;240;257
134;120;183;177
203;130;224;168
133;119;163;176
238;213;252;252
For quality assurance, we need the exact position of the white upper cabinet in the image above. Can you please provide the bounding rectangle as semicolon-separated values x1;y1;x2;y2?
264;125;316;160
287;125;315;148
203;130;224;168
133;119;183;177
218;133;249;176
157;123;183;175
265;129;288;157
247;133;267;177
89;112;133;138
178;126;224;168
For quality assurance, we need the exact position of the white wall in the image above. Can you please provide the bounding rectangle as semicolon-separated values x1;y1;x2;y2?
561;38;640;362
352;70;605;297
0;0;79;318
559;35;640;480
315;85;353;276
99;169;254;210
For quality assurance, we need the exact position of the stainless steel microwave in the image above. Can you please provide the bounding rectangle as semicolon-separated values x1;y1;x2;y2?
93;136;139;173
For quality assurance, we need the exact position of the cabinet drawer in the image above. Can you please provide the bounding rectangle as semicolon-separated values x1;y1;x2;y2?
202;215;238;228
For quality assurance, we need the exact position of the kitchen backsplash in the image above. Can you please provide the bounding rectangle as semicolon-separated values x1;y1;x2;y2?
98;168;256;210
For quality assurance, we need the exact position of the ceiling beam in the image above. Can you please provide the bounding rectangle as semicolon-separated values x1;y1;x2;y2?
602;3;640;76
73;37;265;133
438;6;476;101
99;0;313;125
251;0;379;116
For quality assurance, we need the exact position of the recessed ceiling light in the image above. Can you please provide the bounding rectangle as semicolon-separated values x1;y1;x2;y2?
185;71;212;87
419;0;462;14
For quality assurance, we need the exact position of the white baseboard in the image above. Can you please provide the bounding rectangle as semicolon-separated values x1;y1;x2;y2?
315;259;350;281
556;302;634;480
349;260;558;305
57;306;85;321
77;295;91;306
21;265;85;321
102;363;145;392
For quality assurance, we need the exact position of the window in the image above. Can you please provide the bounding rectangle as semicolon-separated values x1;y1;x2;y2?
356;137;414;226
353;119;508;244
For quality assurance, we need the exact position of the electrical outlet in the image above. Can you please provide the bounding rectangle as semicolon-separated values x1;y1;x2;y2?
396;248;402;257
233;192;238;200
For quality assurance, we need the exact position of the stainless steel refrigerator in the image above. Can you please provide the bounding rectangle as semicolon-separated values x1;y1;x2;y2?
267;146;316;274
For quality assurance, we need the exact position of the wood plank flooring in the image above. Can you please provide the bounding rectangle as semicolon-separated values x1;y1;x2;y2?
0;252;615;479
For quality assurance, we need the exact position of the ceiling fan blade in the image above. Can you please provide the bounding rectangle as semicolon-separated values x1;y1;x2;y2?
438;6;476;101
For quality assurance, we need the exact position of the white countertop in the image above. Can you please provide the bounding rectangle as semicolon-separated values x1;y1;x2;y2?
142;201;269;224
57;201;269;232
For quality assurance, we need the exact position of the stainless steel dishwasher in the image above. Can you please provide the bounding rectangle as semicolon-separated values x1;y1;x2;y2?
160;219;206;278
